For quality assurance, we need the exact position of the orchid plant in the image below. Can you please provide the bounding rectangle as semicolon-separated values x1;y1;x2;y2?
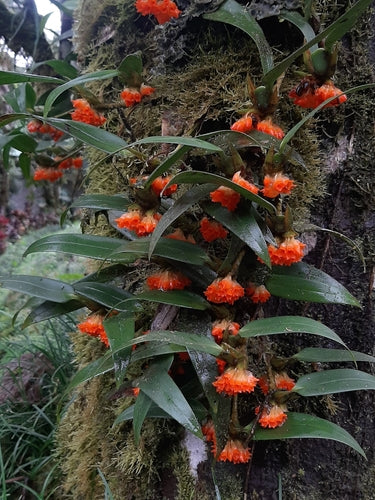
0;0;374;477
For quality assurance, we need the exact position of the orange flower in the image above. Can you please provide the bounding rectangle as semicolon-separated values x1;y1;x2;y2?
27;120;41;133
115;209;161;236
213;367;259;396
218;439;251;464
262;173;295;198
257;375;269;395
246;283;271;303
71;99;106;126
210;186;240;211
211;319;240;342
204;275;244;305
199;217;228;242
289;78;347;109
216;358;227;374
268;236;306;266
136;211;161;236
77;314;109;347
33;167;63;182
132;387;140;397
151;176;177;197
140;83;155;96
256;119;284;139
275;372;295;391
258;405;287;428
27;120;64;141
115;208;142;231
202;420;217;455
135;0;181;24
166;228;196;244
72;157;83;169
120;88;142;107
146;269;191;290
232;171;259;195
230;116;254;134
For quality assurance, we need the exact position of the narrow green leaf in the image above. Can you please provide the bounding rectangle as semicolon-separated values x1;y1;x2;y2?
280;11;318;52
130;290;210;311
292;348;375;364
118;53;143;87
0;133;37;153
136;356;203;438
148;184;215;258
131;343;187;363
0;275;75;303
266;262;360;306
73;282;140;312
203;201;271;267
132;135;223;152
70;194;131;211
31;60;78;80
239;316;346;347
24;233;125;260
65;355;114;393
204;0;274;74
292;369;375;396
253;412;366;458
104;312;135;385
133;391;153;444
143;145;190;189
0;70;64;85
43;69;119;116
23;299;84;327
0;113;29;128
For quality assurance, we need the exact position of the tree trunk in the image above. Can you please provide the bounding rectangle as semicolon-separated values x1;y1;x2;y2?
56;1;375;498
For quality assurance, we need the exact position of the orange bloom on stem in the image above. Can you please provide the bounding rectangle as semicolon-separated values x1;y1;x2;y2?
140;83;155;96
256;119;285;139
27;120;41;133
33;167;63;182
199;217;228;242
71;98;106;126
268;236;306;266
204;275;244;305
166;228;196;244
202;420;217;455
246;283;271;303
135;0;181;24
115;208;142;232
257;405;287;428
216;358;227;374
230;116;254;134
72;157;83;169
232;171;259;195
257;375;269;395
213;367;259;396
262;173;295;198
211;319;240;343
120;88;142;107
151;176;177;197
275;372;295;391
146;269;191;290
210;186;240;211
77;314;109;347
115;209;161;236
289;79;347;109
218;439;251;464
136;211;161;236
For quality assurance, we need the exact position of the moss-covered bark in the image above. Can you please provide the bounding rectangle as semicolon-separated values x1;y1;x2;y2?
56;1;375;498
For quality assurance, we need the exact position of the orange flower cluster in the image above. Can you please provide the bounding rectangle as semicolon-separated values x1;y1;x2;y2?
213;367;259;396
257;405;288;428
231;115;284;139
71;99;106;126
246;283;271;303
135;0;181;24
210;186;240;211
115;207;161;236
232;171;259;195
166;228;196;244
150;176;177;197
33;167;63;182
200;217;228;242
146;269;191;290
216;358;227;374
289;78;347;109
77;314;109;347
27;120;64;141
262;173;295;198
202;420;217;455
56;156;83;170
257;371;295;394
120;83;155;107
218;439;251;464
204;275;244;305
211;319;240;343
268;236;306;266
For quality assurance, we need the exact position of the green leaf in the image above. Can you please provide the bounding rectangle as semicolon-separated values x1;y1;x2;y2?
136;356;203;438
292;369;375;396
0;70;64;85
203;201;271;267
73;282;140;312
204;0;274;75
253;412;366;458
266;262;360;306
148;184;215;258
292;348;375;364
65;355;114;393
24;233;125;260
23;299;84;327
0;133;37;153
0;113;29;128
131;343;187;363
41;117;128;153
118;53;143;87
104;312;135;385
130;290;210;311
132;135;223;152
143;145;190;189
239;315;346;347
32;60;78;80
70;194;131;211
133;391;153;444
280;11;318;52
43;69;119;116
0;275;75;303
